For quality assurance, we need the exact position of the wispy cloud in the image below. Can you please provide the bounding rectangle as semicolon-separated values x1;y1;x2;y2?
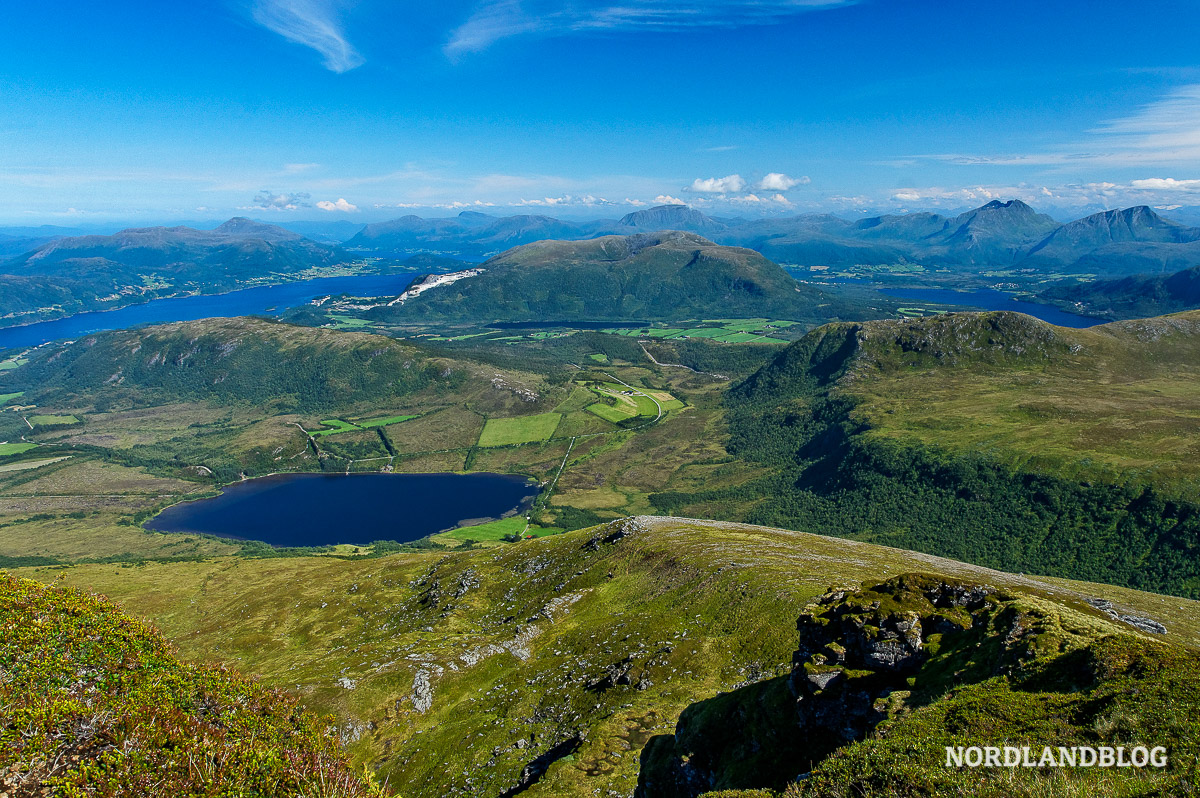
928;84;1200;168
446;0;860;56
249;189;311;210
252;0;363;73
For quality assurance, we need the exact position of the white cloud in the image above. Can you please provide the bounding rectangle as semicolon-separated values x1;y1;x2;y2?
316;197;358;211
654;195;687;205
283;162;321;174
624;198;647;206
891;190;922;202
756;172;808;191
447;1;861;55
250;189;311;210
252;0;363;73
687;174;746;194
1130;177;1200;191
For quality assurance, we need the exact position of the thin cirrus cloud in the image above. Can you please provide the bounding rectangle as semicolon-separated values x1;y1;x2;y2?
251;0;364;73
928;83;1200;168
446;0;861;56
251;190;311;210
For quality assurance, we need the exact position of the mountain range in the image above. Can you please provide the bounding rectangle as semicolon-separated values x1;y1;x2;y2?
0;218;345;327
342;200;1200;276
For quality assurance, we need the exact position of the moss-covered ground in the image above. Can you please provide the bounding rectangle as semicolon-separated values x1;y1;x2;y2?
0;572;384;797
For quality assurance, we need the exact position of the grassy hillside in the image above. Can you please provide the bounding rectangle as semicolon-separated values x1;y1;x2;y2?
375;232;847;324
643;573;1200;797
0;572;383;797
11;516;1200;796
649;311;1200;597
14;317;469;413
12;516;1198;797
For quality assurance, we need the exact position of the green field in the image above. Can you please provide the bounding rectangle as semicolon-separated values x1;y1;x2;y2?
586;402;635;423
0;392;24;404
358;414;418;429
312;415;417;436
27;415;80;426
326;314;373;329
713;331;788;343
434;515;564;544
477;413;562;447
313;418;360;436
0;442;37;456
586;353;609;363
0;358;28;371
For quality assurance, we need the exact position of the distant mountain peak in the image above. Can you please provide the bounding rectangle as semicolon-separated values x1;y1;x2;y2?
213;217;302;242
617;204;724;232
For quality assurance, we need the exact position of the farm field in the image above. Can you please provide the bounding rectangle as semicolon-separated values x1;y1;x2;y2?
583;382;670;423
431;515;564;545
27;415;80;426
0;442;37;456
0;358;28;371
598;318;792;343
0;392;23;404
477;412;562;447
311;414;418;436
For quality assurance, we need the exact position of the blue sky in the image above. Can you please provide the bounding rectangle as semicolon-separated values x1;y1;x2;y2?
3;0;1200;224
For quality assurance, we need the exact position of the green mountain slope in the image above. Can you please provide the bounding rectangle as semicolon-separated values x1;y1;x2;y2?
650;311;1200;597
13;516;1198;798
14;316;466;414
1041;264;1200;320
0;572;383;797
377;232;839;323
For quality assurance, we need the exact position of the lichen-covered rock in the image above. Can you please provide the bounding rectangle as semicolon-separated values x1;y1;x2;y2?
787;574;1007;749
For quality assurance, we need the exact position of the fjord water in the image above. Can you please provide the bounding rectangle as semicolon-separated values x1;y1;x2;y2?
0;273;419;349
878;287;1101;328
146;472;539;547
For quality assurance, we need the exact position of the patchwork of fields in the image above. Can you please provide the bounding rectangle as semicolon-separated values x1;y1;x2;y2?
599;318;794;343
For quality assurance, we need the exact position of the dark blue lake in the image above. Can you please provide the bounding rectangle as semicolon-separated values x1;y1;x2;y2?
877;287;1102;328
0;273;418;350
146;472;539;547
